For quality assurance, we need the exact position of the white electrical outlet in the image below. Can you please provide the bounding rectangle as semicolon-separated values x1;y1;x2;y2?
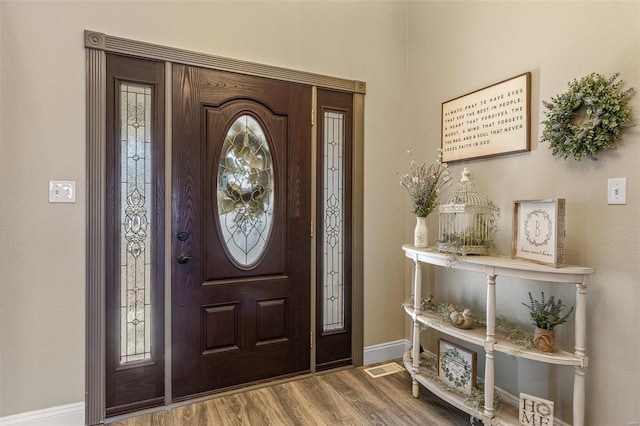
49;180;76;203
607;177;626;205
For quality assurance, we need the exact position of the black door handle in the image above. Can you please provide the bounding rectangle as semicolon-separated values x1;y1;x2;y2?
177;253;192;264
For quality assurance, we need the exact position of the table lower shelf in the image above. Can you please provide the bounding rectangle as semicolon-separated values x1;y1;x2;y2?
403;350;521;425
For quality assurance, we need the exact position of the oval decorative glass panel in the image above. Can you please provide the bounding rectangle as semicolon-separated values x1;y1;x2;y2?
217;115;274;267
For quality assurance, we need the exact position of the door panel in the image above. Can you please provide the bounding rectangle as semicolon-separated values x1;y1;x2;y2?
172;65;311;400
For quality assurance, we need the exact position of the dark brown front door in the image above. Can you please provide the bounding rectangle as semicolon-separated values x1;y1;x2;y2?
171;65;312;400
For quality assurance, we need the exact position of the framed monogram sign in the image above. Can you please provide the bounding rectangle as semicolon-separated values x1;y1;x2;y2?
512;199;566;267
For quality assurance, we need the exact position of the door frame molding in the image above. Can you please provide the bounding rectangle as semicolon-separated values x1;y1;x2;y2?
85;30;365;425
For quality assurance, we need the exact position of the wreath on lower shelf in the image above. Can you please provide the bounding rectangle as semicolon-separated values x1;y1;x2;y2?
440;346;473;389
540;72;635;161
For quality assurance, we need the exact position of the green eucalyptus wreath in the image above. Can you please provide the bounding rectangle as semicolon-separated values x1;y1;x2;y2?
541;73;635;161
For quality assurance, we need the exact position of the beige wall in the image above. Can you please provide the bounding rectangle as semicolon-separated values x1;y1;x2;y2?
407;1;640;425
0;0;410;417
1;1;639;424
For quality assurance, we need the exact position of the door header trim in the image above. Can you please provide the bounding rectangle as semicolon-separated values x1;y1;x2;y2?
85;30;366;94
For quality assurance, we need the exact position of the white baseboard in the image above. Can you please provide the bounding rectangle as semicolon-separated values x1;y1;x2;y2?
363;338;410;365
0;402;84;426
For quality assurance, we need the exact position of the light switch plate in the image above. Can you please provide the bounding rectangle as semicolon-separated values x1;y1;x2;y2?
49;180;76;203
607;177;626;205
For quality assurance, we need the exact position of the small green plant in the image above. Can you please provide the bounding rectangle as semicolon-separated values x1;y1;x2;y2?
522;292;574;331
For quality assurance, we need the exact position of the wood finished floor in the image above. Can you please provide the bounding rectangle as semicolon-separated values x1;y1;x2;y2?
110;362;471;425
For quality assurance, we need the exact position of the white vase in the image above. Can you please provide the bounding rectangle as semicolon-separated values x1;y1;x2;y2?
414;216;428;248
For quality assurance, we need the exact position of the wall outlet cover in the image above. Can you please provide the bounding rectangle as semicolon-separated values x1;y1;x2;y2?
49;180;76;203
607;177;627;205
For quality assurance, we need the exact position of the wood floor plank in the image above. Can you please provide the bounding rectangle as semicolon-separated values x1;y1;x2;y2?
385;369;471;425
319;370;412;425
290;375;360;424
110;363;473;425
245;386;297;425
348;368;424;425
169;401;204;426
358;364;469;425
266;380;323;425
202;393;253;425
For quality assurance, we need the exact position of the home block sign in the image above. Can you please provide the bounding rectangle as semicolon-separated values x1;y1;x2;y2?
519;393;554;426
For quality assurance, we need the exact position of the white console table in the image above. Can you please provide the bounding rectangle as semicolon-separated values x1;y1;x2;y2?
402;245;594;425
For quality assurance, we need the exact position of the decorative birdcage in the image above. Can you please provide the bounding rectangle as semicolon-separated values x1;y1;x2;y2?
436;168;496;255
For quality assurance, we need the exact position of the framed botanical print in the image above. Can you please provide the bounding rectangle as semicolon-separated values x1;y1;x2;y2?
437;339;477;395
512;199;566;267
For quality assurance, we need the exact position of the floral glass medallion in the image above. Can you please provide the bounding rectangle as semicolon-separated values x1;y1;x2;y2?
217;115;274;268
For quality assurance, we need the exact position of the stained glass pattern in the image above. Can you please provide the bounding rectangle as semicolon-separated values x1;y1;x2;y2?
323;111;345;332
119;83;152;363
217;115;274;267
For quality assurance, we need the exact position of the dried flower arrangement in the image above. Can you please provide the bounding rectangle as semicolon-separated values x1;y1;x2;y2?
522;291;574;331
398;149;452;217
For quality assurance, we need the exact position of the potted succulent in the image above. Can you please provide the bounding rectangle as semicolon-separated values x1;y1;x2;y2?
522;291;574;352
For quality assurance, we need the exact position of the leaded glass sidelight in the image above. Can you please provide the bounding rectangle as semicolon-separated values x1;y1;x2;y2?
217;115;275;268
119;83;152;363
322;111;345;332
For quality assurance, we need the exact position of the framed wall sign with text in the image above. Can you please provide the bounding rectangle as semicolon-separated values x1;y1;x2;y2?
512;199;565;267
437;339;477;395
441;72;531;163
